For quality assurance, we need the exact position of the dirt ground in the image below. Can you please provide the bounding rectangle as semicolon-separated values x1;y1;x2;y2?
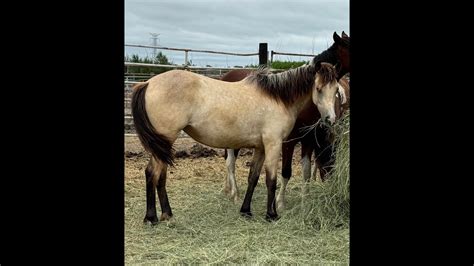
125;135;310;190
126;135;259;159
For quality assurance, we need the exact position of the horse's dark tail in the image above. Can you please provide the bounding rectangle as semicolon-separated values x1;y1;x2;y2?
131;82;174;166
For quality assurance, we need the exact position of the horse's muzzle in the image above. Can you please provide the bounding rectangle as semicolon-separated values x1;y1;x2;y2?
324;116;335;126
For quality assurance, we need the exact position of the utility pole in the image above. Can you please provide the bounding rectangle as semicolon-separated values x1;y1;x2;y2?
150;33;160;63
259;43;268;66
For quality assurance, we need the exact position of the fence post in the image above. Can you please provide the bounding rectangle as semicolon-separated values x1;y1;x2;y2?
184;50;189;66
259;43;268;66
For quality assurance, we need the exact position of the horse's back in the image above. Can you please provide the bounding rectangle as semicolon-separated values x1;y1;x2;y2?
148;70;201;91
146;70;219;106
221;69;253;82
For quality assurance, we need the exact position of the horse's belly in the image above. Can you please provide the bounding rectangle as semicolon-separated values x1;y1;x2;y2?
183;125;260;149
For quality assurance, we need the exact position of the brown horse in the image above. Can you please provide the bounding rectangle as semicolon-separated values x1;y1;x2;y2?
277;76;349;209
222;32;350;208
132;61;340;224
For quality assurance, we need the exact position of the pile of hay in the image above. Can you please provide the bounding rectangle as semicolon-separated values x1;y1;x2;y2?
287;111;350;231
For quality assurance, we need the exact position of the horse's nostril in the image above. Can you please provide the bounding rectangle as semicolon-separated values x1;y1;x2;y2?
325;116;335;125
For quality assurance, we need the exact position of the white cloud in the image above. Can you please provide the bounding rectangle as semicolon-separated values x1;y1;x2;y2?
125;0;349;67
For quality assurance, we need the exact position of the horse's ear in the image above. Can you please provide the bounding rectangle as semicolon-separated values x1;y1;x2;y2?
333;31;342;44
342;31;348;38
314;60;322;71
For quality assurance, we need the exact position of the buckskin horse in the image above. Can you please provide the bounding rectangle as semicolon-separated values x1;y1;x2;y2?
132;60;340;224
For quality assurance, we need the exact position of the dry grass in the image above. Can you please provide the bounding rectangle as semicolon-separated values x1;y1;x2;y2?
124;114;350;265
302;111;350;230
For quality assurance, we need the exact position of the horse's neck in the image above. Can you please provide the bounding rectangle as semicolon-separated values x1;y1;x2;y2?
287;92;313;119
313;46;338;66
278;66;316;118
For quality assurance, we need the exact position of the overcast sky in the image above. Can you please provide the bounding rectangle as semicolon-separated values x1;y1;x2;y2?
125;0;349;67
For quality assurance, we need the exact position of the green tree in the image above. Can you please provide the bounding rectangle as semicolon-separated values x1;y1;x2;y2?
271;60;307;69
155;52;171;65
125;52;173;78
245;60;308;70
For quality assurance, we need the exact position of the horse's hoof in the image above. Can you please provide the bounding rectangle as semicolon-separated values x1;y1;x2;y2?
240;211;253;218
160;213;173;221
143;215;159;225
265;213;279;222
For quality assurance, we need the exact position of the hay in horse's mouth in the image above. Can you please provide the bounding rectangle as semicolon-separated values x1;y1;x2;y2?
283;119;326;144
282;119;336;152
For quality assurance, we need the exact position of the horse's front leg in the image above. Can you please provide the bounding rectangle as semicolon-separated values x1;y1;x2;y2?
240;148;265;217
264;141;282;221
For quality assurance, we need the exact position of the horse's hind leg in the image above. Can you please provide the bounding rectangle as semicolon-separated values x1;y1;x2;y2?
224;148;240;203
156;163;172;221
144;158;159;225
144;154;174;224
240;148;265;217
276;142;295;211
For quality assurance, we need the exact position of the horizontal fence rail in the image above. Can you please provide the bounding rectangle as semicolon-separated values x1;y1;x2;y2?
270;50;316;62
125;44;259;56
126;43;260;66
271;51;316;57
124;62;258;70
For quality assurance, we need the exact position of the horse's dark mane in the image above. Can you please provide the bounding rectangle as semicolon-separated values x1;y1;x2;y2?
246;62;337;106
